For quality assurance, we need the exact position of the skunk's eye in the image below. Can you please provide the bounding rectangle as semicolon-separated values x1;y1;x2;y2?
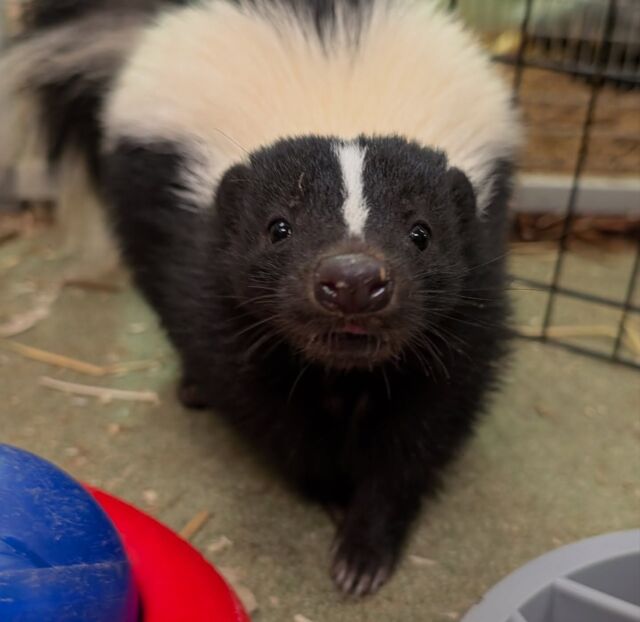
409;222;431;251
269;219;293;243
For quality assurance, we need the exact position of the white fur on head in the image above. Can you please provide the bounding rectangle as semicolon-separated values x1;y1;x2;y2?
105;0;522;212
335;142;369;237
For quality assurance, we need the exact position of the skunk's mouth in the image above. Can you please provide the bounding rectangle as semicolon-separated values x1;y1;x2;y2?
299;322;397;368
320;330;376;351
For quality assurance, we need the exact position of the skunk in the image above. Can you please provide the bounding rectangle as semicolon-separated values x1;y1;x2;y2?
1;0;521;596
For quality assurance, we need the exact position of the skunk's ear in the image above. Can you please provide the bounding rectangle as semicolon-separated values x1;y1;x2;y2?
214;164;251;212
446;167;477;224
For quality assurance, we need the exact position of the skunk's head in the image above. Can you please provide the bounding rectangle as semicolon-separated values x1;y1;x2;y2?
213;136;480;370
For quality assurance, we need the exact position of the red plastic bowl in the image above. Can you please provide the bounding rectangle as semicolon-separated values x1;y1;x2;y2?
88;487;250;622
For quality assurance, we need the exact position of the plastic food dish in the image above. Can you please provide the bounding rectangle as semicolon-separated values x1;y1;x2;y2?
461;529;640;622
88;486;249;622
0;444;249;622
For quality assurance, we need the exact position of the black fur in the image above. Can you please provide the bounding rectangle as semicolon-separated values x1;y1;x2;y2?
104;135;512;596
22;0;189;31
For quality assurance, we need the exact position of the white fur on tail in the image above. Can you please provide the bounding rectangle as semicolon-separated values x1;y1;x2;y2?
106;0;521;213
0;14;144;171
0;14;145;274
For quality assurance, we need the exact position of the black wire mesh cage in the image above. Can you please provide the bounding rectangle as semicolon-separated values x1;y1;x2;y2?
450;0;640;370
1;0;639;368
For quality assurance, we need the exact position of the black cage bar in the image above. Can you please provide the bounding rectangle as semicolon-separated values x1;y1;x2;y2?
452;0;640;370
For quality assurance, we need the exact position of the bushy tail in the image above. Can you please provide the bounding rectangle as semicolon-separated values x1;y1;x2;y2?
0;2;166;272
0;8;150;176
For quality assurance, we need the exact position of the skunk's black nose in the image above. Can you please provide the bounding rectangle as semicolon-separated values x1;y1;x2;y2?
314;254;393;315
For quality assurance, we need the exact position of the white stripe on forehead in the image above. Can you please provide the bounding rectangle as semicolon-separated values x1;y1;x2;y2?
334;142;369;237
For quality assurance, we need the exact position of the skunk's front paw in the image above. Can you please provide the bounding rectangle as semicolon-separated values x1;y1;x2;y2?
177;377;211;409
330;527;398;597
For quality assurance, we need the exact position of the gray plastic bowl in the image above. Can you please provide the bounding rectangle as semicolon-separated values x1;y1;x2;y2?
461;530;640;622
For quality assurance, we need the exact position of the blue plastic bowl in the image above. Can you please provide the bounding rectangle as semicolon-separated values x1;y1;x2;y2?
0;444;138;622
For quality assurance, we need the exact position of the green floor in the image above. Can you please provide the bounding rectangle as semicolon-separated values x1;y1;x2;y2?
1;232;638;622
